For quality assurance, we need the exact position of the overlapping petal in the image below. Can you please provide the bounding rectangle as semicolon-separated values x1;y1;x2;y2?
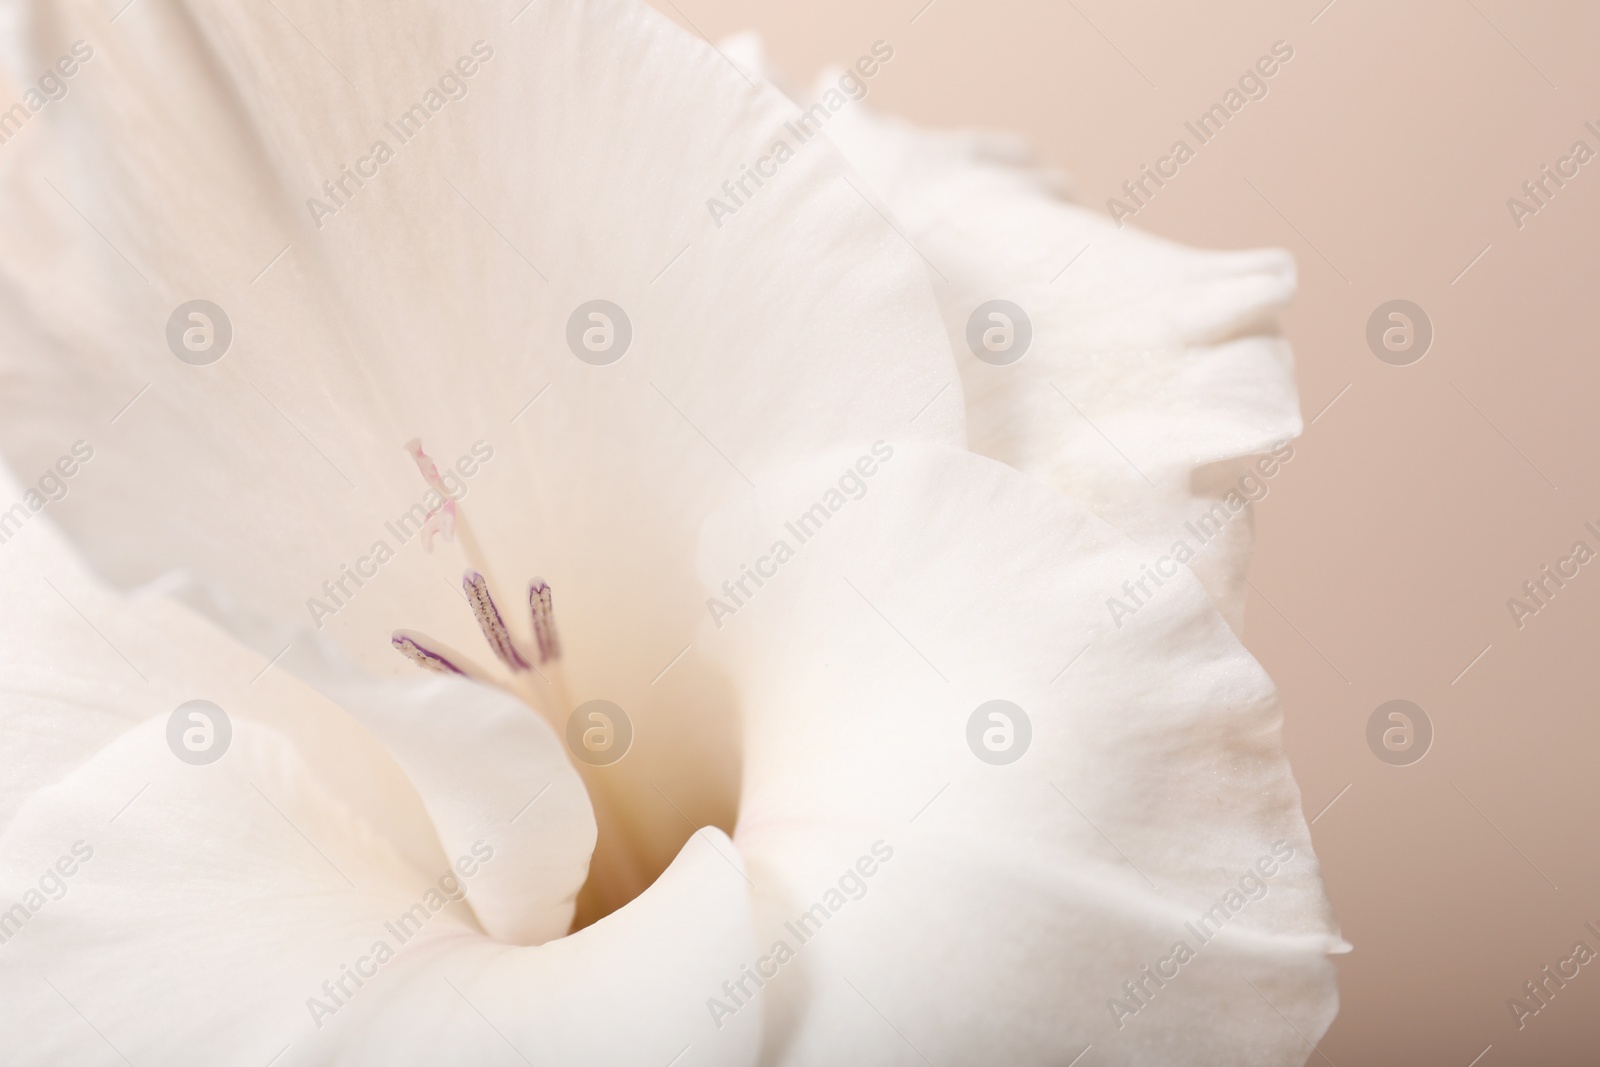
0;461;754;1064
744;42;1304;628
0;717;758;1067
0;0;961;648
699;444;1342;1065
0;462;433;874
0;0;966;904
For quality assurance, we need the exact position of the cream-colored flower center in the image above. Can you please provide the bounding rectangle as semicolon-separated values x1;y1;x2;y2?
388;441;696;929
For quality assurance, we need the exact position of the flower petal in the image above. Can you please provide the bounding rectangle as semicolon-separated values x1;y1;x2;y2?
0;462;434;876
776;61;1303;627
2;456;596;954
0;0;960;647
0;461;143;833
0;715;759;1066
163;576;597;945
0;0;967;903
699;444;1342;1065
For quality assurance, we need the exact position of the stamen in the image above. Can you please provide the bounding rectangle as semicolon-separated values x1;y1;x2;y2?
391;630;468;674
465;571;530;671
529;578;561;663
390;443;561;691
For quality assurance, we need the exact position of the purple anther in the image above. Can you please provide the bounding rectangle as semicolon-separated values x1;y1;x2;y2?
464;571;530;671
529;578;561;664
391;630;467;675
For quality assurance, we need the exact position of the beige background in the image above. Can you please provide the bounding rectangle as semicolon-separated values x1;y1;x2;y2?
658;1;1600;1063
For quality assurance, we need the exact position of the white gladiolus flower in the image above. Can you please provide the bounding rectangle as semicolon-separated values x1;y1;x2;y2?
0;1;1344;1065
